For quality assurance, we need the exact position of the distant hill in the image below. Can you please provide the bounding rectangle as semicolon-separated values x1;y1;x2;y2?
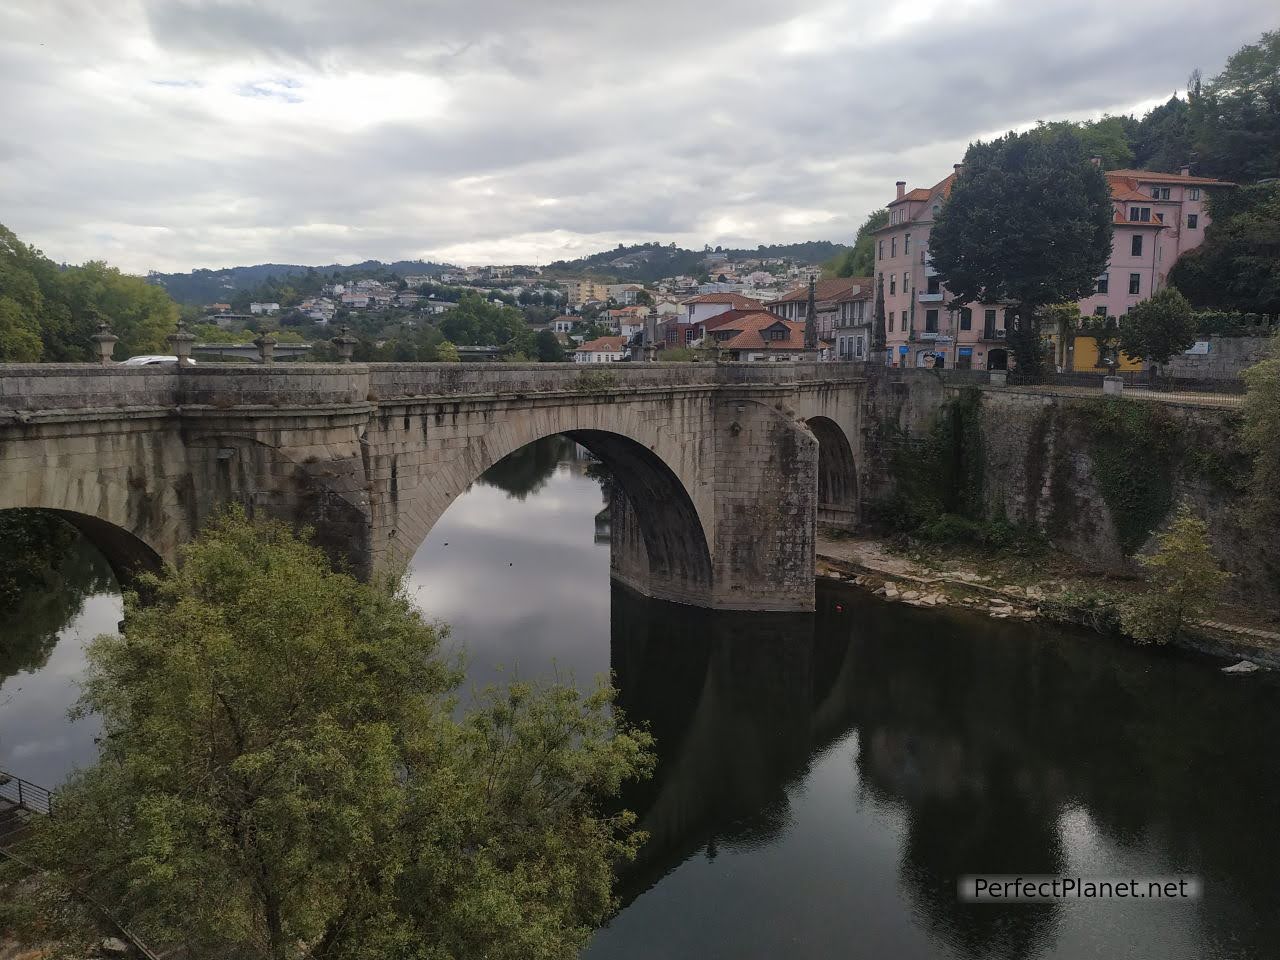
148;240;850;304
148;259;453;304
544;241;849;282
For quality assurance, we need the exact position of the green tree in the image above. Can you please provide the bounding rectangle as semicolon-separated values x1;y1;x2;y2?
1131;94;1192;172
1040;302;1083;372
1190;30;1280;183
534;328;566;362
436;339;460;362
1241;335;1280;526
1120;504;1229;643
1034;117;1135;170
828;209;887;278
928;128;1113;381
1117;287;1196;376
634;290;654;307
1167;182;1280;318
15;510;652;960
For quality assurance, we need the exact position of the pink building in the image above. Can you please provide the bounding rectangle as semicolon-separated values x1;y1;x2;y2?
871;164;1232;370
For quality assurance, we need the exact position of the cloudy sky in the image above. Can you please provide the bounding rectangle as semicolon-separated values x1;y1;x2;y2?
2;1;1274;273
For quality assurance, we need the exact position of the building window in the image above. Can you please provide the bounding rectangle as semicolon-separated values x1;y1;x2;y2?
925;309;939;332
855;335;866;359
1131;234;1143;257
1155;212;1164;223
960;307;972;331
927;276;941;295
1097;274;1109;294
1187;214;1198;229
904;233;911;255
888;311;894;332
903;272;909;292
1129;206;1151;222
891;238;897;258
1189;187;1201;200
889;276;896;296
879;240;884;260
1094;305;1108;317
983;309;997;338
1129;273;1141;295
1151;186;1170;200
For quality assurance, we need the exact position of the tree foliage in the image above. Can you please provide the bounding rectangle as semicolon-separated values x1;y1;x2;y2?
0;223;178;361
16;510;653;960
829;209;888;278
1117;287;1197;367
1034;117;1135;170
438;293;534;353
534;328;566;362
1168;182;1280;317
1241;336;1280;526
1120;504;1228;643
1189;30;1280;183
928;129;1113;380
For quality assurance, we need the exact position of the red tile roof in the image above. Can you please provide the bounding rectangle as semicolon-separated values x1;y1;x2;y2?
1106;169;1234;187
701;308;777;332
681;292;766;309
772;277;866;304
718;315;807;351
576;336;628;353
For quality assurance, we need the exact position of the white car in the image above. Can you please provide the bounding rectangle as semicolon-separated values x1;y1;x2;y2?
120;355;196;365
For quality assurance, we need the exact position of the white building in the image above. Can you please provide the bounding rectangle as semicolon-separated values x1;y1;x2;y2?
249;302;281;315
574;335;628;363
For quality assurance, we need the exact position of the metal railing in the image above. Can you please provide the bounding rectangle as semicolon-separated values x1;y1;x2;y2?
0;769;54;816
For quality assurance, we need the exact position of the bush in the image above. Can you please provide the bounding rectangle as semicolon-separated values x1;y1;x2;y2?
1120;504;1229;644
1037;583;1125;635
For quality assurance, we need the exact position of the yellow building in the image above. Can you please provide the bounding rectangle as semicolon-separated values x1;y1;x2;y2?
1050;334;1143;372
565;280;610;306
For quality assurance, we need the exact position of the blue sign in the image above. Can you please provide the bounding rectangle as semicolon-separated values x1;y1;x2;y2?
959;347;973;357
898;345;909;355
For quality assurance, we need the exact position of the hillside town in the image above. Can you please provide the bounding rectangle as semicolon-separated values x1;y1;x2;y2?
176;159;1242;376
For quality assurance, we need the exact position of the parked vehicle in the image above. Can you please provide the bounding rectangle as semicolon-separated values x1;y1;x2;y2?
120;355;196;365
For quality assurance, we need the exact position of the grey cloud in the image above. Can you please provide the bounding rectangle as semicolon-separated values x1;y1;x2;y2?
0;0;1274;272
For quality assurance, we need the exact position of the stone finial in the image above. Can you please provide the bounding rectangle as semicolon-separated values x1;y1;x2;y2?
331;325;359;363
90;321;119;365
166;319;196;366
253;330;277;364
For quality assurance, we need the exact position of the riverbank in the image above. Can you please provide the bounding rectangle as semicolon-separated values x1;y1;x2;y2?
816;531;1280;670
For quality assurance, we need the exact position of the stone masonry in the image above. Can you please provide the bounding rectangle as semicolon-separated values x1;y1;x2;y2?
0;362;866;612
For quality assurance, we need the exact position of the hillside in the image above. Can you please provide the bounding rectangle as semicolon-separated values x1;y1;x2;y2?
149;259;452;304
544;241;849;282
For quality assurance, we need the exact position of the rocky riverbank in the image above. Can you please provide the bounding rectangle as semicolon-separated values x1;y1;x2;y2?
816;533;1280;671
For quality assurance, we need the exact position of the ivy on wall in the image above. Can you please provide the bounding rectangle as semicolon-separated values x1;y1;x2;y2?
1067;398;1180;554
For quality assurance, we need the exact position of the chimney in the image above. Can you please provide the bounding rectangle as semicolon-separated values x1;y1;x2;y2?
1090;156;1102;168
1180;164;1191;177
896;181;906;200
953;163;964;175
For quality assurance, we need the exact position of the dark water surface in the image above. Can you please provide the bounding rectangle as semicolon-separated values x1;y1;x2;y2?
3;437;1279;959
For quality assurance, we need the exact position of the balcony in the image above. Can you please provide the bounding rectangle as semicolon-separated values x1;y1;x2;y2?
917;291;944;303
981;328;1006;341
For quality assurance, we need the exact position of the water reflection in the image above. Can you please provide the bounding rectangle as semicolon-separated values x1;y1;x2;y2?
3;439;1279;959
594;586;1280;960
0;510;118;784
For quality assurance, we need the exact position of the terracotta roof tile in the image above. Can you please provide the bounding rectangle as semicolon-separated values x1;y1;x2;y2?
701;308;777;332
1106;169;1234;187
772;277;865;303
716;315;807;351
576;336;628;353
680;292;766;309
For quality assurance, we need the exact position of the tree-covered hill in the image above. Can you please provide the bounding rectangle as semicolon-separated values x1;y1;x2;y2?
544;240;850;282
149;259;453;305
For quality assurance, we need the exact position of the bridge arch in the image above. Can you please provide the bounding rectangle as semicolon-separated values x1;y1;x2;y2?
0;507;163;588
804;415;859;529
375;401;716;607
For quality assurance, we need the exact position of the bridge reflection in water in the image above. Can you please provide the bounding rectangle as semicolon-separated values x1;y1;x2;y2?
596;583;1280;960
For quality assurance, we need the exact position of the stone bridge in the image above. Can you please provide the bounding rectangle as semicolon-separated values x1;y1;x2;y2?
0;362;867;612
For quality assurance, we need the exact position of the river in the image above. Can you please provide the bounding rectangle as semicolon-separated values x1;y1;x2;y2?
2;436;1278;959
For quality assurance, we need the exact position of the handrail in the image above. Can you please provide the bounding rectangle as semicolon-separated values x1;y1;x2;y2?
0;769;54;816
